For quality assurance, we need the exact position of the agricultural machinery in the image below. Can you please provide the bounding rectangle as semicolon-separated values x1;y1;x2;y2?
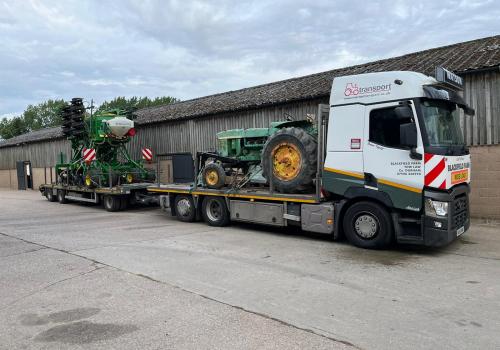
56;98;154;188
200;117;318;193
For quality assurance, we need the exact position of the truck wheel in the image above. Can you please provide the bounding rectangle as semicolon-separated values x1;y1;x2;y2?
103;195;121;212
201;197;230;227
262;127;317;193
57;190;68;204
202;163;226;189
174;195;196;222
342;201;393;249
45;189;56;202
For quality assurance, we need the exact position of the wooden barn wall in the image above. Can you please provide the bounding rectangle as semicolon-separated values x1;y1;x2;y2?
127;98;328;159
0;139;71;170
462;70;500;146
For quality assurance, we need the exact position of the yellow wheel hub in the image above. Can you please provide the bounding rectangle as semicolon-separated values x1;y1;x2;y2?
126;173;134;183
272;143;302;181
206;170;219;186
85;174;92;187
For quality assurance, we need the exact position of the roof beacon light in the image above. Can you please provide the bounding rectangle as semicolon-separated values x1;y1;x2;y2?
435;66;464;90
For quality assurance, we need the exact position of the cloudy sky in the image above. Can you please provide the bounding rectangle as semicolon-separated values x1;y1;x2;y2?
0;0;499;117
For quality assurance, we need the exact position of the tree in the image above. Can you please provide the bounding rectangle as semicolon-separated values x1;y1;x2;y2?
96;96;178;113
0;99;66;140
0;96;178;140
0;116;28;140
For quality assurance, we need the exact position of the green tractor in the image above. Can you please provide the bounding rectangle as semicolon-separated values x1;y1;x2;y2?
200;117;318;193
56;98;154;188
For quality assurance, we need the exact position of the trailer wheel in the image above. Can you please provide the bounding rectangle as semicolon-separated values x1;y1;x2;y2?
120;196;129;211
201;197;230;227
202;162;226;189
103;195;121;212
342;201;393;249
174;195;196;222
45;188;56;202
262;127;317;193
57;190;68;204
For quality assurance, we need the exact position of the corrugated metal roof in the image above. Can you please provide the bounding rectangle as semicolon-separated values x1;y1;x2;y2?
1;34;499;148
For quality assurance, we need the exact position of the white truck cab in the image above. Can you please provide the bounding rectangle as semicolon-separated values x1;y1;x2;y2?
325;67;473;247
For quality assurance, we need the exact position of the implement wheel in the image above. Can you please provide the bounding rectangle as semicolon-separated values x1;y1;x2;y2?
202;162;226;189
201;196;230;227
262;127;317;193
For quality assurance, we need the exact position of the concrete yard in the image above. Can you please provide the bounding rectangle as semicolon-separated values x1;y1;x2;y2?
0;190;499;350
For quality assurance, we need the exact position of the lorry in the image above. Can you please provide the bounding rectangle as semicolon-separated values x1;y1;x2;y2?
149;67;474;249
40;98;156;211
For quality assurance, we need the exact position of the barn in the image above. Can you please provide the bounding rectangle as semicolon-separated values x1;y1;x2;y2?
1;35;499;219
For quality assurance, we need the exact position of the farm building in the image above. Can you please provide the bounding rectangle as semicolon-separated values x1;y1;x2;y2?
0;35;499;219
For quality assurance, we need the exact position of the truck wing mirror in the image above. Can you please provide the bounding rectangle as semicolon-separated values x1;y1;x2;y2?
400;123;422;160
395;106;413;119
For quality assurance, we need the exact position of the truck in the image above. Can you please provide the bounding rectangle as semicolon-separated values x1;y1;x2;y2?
40;98;157;211
148;67;474;249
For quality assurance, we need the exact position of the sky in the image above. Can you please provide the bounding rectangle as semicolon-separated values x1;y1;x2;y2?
0;0;499;118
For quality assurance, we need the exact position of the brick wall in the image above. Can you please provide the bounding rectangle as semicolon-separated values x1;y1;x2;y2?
469;144;500;221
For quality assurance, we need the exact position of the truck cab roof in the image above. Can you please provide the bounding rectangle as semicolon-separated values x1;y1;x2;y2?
330;71;437;106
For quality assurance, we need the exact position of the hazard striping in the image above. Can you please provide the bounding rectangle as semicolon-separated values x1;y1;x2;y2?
142;148;153;161
83;148;96;162
424;153;446;189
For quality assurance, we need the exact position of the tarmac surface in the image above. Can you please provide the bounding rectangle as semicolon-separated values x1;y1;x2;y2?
0;190;499;349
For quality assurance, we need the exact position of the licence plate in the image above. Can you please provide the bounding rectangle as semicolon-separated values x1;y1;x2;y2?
457;226;465;236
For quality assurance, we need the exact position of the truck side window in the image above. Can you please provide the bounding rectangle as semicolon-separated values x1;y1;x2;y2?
369;107;410;148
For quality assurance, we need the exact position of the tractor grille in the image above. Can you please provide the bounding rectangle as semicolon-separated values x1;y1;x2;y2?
452;195;468;229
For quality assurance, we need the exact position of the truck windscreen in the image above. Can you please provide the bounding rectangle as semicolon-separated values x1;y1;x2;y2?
419;99;466;154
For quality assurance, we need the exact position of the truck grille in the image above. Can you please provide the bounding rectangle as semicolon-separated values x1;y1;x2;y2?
452;195;468;229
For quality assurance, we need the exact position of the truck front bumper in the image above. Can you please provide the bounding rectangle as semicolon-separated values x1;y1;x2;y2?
395;184;470;247
422;216;470;247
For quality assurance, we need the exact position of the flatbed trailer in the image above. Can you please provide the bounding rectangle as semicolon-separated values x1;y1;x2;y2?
148;105;340;236
40;182;157;212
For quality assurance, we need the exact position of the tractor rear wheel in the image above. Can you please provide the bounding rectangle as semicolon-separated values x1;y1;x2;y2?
262;127;317;193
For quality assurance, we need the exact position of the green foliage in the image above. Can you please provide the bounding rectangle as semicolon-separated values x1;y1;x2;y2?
0;96;178;140
96;96;178;113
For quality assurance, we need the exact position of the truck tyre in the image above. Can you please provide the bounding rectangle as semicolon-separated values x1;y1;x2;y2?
119;196;129;210
262;127;317;193
201;196;230;227
342;201;393;249
174;195;196;222
57;190;68;204
103;195;121;212
202;162;226;189
45;189;56;202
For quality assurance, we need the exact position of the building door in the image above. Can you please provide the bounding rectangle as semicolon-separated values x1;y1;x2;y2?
172;153;194;183
16;161;32;190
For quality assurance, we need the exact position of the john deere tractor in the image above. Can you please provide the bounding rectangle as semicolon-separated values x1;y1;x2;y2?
56;98;154;188
201;117;318;193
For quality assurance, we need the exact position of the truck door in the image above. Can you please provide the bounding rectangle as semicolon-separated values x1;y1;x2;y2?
363;102;424;211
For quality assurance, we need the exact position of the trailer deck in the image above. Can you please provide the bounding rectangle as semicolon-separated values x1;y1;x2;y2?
148;183;320;204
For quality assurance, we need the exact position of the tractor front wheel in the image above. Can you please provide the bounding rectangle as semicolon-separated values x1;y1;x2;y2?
202;162;226;189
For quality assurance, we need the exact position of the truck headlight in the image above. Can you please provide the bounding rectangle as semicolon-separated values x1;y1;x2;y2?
425;199;449;217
